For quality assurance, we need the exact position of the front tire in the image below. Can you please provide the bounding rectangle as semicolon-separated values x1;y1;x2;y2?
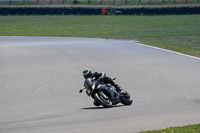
94;92;112;108
93;100;100;106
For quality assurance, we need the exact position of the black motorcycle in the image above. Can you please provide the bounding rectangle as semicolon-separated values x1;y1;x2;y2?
79;78;133;108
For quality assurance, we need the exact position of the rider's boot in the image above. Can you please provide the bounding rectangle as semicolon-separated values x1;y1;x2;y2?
114;84;123;92
114;84;129;98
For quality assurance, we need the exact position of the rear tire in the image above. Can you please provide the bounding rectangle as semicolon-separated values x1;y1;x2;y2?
121;96;133;105
94;92;112;108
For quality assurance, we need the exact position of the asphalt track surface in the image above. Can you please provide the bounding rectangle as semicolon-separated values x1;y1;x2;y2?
0;36;200;133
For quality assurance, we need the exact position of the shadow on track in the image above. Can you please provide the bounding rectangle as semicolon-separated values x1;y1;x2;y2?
81;105;125;110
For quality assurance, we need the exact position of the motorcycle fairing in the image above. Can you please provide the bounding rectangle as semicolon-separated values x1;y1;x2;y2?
96;84;115;101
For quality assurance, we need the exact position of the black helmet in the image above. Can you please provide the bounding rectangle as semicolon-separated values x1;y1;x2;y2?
83;69;92;79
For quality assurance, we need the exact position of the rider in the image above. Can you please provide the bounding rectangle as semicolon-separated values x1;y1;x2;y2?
82;68;123;92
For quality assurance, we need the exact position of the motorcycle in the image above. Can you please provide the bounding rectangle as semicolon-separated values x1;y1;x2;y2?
79;78;133;108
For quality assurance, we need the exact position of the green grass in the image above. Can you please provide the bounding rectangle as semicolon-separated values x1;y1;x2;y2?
0;15;200;57
140;123;200;133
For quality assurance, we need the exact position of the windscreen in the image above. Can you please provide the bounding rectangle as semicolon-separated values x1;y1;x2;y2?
84;78;93;89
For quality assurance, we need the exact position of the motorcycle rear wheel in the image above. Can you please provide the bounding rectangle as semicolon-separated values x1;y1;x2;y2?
121;96;133;105
94;92;112;108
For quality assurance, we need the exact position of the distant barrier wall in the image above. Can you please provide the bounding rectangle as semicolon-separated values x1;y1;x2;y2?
0;7;200;15
120;7;200;15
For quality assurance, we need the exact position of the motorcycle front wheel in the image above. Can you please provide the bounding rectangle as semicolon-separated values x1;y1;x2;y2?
94;92;112;108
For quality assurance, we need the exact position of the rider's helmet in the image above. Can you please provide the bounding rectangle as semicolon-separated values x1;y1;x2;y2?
83;69;92;79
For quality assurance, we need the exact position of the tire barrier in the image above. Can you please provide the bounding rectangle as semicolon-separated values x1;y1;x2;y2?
0;6;200;15
119;7;200;15
0;7;102;15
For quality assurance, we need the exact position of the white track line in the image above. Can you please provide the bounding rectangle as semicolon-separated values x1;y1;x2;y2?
134;41;200;60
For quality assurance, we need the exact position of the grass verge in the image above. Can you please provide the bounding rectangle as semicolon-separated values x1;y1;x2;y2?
0;15;199;57
140;123;200;133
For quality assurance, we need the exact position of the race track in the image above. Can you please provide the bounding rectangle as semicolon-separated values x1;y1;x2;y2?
0;36;200;133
